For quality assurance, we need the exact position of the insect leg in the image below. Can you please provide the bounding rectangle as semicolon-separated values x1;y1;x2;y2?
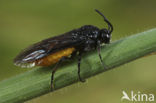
78;52;86;82
51;56;69;91
97;40;107;69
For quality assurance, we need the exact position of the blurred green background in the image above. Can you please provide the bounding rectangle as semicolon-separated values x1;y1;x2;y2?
0;0;156;103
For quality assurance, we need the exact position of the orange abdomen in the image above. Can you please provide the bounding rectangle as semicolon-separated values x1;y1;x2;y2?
35;47;75;66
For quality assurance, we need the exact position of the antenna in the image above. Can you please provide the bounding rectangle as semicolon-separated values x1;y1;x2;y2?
95;9;113;33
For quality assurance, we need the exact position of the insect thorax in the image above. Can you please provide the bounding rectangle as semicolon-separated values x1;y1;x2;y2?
75;25;101;51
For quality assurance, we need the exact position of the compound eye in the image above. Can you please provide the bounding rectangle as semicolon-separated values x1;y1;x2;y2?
106;34;109;38
101;33;110;44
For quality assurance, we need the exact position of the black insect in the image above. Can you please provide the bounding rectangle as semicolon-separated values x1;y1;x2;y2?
14;9;113;90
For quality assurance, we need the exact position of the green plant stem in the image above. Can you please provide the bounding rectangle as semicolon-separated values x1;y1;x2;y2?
0;28;156;103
